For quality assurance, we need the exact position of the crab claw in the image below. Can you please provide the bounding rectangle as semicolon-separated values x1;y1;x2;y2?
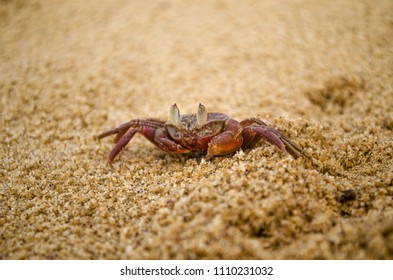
196;103;207;128
169;103;181;128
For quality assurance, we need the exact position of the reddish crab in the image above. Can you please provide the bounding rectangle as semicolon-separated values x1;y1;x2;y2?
98;103;308;164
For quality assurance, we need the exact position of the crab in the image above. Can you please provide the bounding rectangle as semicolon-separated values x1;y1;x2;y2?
98;103;308;164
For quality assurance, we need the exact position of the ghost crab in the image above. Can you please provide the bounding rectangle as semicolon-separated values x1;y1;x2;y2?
98;103;308;164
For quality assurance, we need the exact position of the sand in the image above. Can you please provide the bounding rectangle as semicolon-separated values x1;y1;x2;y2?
1;0;392;259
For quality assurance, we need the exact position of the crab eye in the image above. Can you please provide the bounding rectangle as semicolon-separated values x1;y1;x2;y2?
166;124;182;140
169;103;182;128
196;103;207;128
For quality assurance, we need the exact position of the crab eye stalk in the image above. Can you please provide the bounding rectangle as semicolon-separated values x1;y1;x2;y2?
196;103;207;128
169;103;182;128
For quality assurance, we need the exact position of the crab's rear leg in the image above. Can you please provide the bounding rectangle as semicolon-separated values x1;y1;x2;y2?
98;119;165;164
241;118;308;159
97;121;134;144
107;127;139;164
97;119;165;143
103;125;190;164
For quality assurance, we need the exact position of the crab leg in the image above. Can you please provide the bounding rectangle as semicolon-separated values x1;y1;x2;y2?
97;119;164;143
240;117;268;127
98;119;165;163
240;118;308;159
99;119;190;163
107;127;139;163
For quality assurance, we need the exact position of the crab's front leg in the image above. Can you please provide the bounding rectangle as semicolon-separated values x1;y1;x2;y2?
207;119;244;156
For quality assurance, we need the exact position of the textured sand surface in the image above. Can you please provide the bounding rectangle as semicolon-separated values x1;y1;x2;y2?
1;0;393;259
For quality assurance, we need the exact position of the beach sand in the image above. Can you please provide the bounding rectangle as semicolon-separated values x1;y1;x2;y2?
1;0;392;259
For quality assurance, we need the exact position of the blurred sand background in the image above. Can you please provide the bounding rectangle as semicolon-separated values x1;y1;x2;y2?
1;0;392;259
